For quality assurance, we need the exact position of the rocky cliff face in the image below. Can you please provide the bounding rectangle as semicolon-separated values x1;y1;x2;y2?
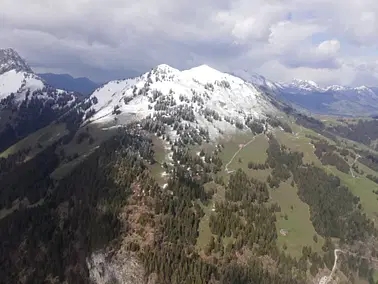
0;48;33;75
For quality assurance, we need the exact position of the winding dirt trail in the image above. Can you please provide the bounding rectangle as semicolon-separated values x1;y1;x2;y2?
319;249;344;284
224;134;262;174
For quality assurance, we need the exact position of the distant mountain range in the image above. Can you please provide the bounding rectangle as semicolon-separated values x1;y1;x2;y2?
233;70;378;117
38;69;378;117
38;73;100;96
38;68;378;118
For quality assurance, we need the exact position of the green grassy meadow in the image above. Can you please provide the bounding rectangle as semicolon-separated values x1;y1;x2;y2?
0;123;68;159
269;181;324;258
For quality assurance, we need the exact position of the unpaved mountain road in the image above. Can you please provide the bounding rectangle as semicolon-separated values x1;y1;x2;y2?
319;249;343;284
319;249;378;284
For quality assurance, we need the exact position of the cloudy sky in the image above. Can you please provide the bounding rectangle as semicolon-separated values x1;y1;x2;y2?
1;0;378;86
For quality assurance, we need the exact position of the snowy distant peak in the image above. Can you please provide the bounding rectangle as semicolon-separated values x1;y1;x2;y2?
353;86;377;98
355;86;369;91
326;85;375;94
326;85;348;92
292;78;318;87
287;79;376;94
230;69;378;97
288;78;321;91
0;48;33;75
228;68;378;116
290;81;375;94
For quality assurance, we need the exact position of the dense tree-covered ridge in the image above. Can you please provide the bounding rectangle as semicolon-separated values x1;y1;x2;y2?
328;119;378;149
265;135;376;243
311;139;351;173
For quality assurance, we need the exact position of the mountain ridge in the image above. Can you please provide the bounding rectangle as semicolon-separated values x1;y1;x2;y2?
2;46;377;117
38;73;100;95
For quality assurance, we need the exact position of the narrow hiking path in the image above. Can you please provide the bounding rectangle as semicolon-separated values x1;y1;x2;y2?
295;125;303;139
224;134;262;174
224;124;300;174
349;154;361;178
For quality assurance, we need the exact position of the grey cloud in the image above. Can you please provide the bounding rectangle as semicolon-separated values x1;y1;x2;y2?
1;0;378;86
280;53;341;69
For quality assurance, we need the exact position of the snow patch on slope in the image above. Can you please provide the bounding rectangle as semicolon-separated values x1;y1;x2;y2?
0;70;44;101
0;68;79;115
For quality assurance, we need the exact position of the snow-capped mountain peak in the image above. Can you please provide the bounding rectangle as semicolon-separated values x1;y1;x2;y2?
0;48;33;75
152;64;179;75
84;64;278;141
